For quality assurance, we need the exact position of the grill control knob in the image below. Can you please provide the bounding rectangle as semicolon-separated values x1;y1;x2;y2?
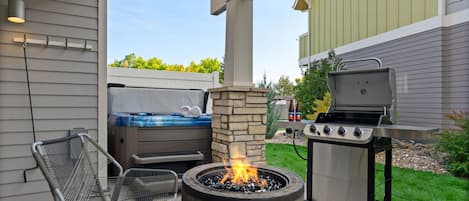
353;127;362;137
309;124;317;133
323;125;331;134
338;126;346;135
286;127;293;134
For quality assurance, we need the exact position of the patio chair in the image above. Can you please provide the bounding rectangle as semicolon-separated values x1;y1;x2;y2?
31;133;178;201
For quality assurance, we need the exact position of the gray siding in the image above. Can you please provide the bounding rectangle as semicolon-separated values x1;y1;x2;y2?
340;22;469;129
0;0;99;200
341;28;444;128
442;21;469;128
447;0;469;14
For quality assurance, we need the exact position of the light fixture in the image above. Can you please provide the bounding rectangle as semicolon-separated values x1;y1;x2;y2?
8;0;25;24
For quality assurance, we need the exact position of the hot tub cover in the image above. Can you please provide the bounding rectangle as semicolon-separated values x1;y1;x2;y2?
111;113;211;127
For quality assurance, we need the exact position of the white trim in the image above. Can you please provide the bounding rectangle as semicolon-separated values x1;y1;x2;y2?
299;8;469;64
438;0;446;16
444;8;469;27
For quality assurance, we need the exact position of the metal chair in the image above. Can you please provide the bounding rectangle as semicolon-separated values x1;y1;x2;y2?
31;133;178;201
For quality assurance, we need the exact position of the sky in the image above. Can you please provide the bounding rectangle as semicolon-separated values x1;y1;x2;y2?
108;1;308;83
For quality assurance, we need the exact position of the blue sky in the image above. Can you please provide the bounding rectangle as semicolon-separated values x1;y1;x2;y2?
108;1;307;82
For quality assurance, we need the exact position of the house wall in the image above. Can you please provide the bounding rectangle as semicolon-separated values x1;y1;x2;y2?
447;0;469;14
307;0;438;56
442;21;469;128
340;22;469;129
0;0;101;200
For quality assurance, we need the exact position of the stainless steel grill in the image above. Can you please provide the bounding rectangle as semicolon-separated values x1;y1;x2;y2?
303;64;395;201
298;58;438;201
276;58;439;201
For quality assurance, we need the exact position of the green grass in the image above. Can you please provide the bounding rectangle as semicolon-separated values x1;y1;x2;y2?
265;143;469;201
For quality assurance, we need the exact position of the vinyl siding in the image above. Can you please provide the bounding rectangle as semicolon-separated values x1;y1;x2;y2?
340;22;469;129
302;0;438;58
446;0;469;14
442;21;469;128
0;0;100;200
340;28;444;128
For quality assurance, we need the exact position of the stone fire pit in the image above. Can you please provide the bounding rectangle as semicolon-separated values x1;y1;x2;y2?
182;163;304;201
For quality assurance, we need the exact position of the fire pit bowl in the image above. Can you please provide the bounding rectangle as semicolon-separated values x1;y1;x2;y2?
182;163;304;201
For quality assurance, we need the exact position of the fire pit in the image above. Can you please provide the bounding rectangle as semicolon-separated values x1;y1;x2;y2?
182;161;304;201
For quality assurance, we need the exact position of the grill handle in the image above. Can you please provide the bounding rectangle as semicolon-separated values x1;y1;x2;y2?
337;57;383;72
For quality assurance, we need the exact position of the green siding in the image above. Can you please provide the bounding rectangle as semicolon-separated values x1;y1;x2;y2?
299;34;308;59
368;0;377;36
331;0;337;49
337;0;344;46
387;0;399;30
343;0;351;44
426;0;438;18
301;0;439;59
399;0;412;26
351;0;359;42
377;0;387;34
359;0;368;39
325;0;331;50
412;0;426;22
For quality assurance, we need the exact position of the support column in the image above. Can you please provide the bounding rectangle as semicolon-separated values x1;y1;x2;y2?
209;86;269;164
223;0;254;87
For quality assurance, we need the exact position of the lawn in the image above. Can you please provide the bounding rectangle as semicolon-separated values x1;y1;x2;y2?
265;143;469;201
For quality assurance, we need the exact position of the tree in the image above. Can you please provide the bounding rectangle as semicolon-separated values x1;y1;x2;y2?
199;57;221;73
218;60;224;84
274;75;295;97
186;61;203;73
110;59;120;67
123;53;137;68
108;53;223;75
134;56;147;69
147;57;165;70
257;73;280;139
294;50;342;120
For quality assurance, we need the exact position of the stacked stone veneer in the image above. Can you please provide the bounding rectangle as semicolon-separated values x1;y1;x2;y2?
209;86;269;164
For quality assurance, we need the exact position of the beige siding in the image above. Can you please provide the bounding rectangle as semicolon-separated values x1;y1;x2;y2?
0;0;100;200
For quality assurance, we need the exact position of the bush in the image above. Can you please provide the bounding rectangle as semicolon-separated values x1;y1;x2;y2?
257;74;280;139
437;112;469;178
295;50;341;120
307;92;331;120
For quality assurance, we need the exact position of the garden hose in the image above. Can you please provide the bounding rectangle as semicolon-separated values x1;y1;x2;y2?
292;128;307;160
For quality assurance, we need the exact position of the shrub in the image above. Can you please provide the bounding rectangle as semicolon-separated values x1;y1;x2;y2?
257;74;280;139
307;92;331;120
295;50;341;120
437;112;469;178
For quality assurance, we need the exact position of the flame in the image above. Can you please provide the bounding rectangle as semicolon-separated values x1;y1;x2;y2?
220;148;267;188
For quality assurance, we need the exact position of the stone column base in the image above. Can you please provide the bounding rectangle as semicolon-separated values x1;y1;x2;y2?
209;86;269;164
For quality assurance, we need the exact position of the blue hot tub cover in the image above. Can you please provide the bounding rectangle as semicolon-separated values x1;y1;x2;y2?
111;112;211;127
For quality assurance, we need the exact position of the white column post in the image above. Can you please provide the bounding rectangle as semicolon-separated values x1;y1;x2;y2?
224;0;254;87
212;0;254;87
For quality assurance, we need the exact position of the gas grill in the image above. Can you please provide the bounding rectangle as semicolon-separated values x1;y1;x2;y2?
274;58;439;201
304;59;395;201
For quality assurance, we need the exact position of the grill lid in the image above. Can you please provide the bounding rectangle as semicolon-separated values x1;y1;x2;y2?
327;68;396;116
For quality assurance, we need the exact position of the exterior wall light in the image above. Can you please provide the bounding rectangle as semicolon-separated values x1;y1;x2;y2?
8;0;25;24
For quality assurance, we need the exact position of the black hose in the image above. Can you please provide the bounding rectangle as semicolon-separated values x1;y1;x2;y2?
21;39;39;183
293;129;307;160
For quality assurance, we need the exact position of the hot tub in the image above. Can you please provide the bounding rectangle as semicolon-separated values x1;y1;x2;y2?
109;113;212;175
